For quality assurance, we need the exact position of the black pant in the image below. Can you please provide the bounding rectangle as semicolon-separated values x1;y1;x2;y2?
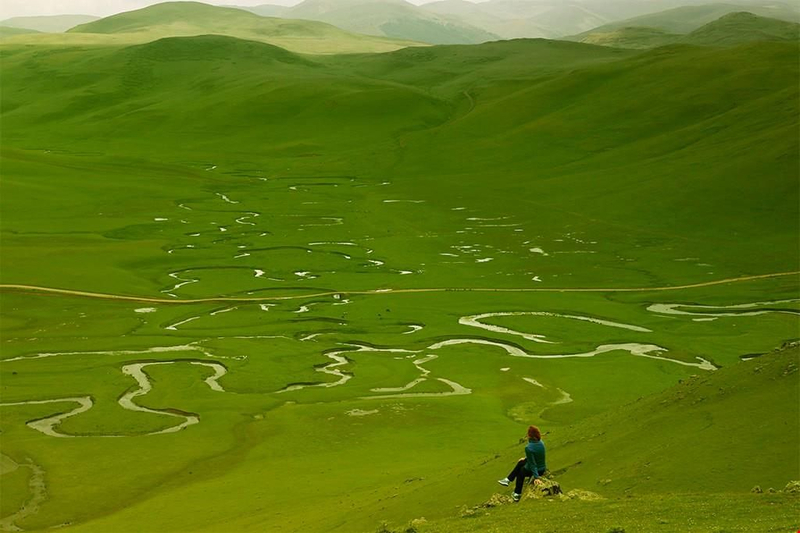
508;459;533;494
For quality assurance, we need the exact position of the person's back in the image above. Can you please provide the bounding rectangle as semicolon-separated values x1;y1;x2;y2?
525;438;546;477
498;425;547;501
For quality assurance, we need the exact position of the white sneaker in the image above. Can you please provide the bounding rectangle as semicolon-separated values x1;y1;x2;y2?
512;493;521;502
497;478;510;486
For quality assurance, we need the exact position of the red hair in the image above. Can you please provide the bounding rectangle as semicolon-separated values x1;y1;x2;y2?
527;425;541;441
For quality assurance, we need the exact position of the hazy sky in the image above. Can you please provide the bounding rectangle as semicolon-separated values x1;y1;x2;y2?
0;0;485;19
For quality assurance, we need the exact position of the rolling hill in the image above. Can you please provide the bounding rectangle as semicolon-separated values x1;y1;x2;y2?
1;33;797;290
0;14;99;33
4;1;420;54
683;11;800;46
574;26;682;49
233;0;800;42
572;11;799;49
417;343;800;533
572;1;800;39
423;0;800;39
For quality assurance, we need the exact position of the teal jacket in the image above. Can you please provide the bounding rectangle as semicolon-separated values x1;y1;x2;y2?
525;439;546;478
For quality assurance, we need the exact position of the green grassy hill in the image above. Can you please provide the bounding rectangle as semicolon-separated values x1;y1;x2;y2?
68;1;274;35
1;36;797;283
4;1;419;54
573;26;682;49
572;2;800;39
683;11;800;46
0;14;99;33
402;344;800;533
554;343;800;494
571;11;798;49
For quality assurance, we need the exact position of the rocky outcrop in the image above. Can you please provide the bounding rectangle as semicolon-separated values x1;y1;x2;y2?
463;477;603;518
560;489;605;501
522;478;563;500
782;481;800;494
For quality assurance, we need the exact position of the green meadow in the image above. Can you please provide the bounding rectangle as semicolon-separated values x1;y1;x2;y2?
0;3;798;532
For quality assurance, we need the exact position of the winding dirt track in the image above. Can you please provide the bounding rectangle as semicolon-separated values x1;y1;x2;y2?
0;271;797;305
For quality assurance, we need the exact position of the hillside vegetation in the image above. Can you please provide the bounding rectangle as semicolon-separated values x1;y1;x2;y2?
1;32;798;285
398;345;800;533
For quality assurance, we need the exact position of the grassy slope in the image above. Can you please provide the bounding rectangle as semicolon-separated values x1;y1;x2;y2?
554;344;800;493
417;494;799;533
384;41;800;281
398;345;800;533
1;37;797;290
2;1;419;54
570;26;682;49
683;11;800;46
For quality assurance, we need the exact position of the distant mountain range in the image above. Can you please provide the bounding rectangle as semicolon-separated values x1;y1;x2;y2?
571;9;799;49
232;0;800;43
1;0;797;50
235;0;501;44
1;2;418;54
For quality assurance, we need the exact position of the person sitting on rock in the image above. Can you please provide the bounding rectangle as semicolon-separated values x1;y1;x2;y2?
497;425;547;501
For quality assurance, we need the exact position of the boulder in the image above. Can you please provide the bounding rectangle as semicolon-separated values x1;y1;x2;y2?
560;489;605;501
483;493;514;507
522;478;563;500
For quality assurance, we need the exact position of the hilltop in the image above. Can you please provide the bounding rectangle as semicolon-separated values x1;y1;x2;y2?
572;26;682;49
117;34;313;64
572;2;800;42
683;11;800;46
573;11;799;48
5;1;419;54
